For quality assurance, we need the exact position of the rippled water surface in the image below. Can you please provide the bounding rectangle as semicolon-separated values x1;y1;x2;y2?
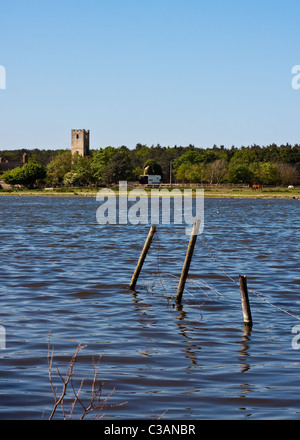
0;195;300;420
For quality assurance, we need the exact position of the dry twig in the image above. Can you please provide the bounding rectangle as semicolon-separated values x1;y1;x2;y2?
47;333;127;420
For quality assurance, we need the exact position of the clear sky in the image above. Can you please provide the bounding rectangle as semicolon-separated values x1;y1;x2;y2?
1;0;300;150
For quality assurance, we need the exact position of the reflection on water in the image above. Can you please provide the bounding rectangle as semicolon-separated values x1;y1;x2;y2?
239;326;252;373
0;196;300;419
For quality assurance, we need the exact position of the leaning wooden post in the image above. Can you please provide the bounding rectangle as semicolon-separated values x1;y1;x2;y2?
176;218;200;304
129;225;156;291
239;275;253;326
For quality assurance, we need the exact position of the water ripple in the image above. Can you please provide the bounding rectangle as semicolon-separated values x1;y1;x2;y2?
0;196;300;419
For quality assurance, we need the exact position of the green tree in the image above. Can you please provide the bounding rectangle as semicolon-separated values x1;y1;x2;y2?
255;162;278;185
132;166;144;181
173;150;204;170
175;163;191;182
228;163;254;184
71;154;94;185
2;167;24;184
230;147;260;165
174;163;206;183
46;151;72;186
185;164;205;183
101;151;133;185
2;160;46;186
63;172;82;187
135;145;151;163
91;147;133;184
22;160;46;185
91;147;117;183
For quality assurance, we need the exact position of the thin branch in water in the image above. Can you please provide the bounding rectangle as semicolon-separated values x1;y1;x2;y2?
47;334;127;420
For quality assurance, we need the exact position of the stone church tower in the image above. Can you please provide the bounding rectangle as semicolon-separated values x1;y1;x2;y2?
71;129;90;156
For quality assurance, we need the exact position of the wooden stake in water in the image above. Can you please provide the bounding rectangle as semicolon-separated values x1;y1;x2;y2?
129;225;156;291
239;275;253;326
175;219;200;304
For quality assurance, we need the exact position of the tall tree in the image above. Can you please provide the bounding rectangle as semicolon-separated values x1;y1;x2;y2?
46;151;72;185
101;151;133;185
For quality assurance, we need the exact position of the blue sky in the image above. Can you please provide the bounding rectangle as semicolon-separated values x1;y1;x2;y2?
1;0;300;150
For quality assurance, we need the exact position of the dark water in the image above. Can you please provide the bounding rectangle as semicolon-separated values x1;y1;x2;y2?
0;195;300;420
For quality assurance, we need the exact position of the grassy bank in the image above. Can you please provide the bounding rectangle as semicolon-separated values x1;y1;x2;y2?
0;186;300;198
200;186;300;198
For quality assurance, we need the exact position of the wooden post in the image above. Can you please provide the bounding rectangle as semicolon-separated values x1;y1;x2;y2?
175;218;200;304
239;275;253;326
129;225;156;290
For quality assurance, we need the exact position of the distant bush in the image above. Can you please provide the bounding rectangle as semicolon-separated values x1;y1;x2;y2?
2;160;46;187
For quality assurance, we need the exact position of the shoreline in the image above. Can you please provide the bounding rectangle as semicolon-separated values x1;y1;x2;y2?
0;187;300;199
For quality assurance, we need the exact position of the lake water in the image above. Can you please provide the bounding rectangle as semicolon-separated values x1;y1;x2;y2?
0;195;300;420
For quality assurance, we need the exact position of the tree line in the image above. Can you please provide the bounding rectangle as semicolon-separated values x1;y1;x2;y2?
1;143;300;187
